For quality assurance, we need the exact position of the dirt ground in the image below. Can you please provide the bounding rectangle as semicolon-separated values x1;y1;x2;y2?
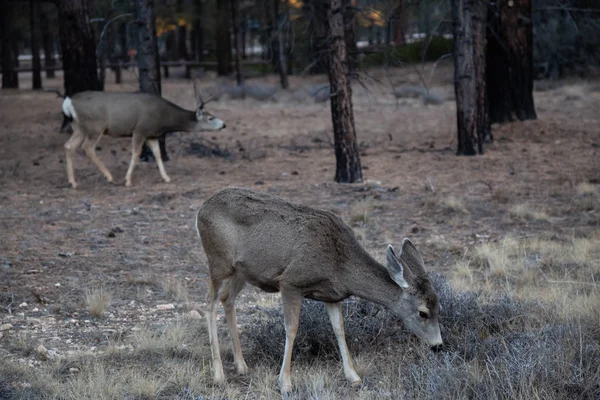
1;64;599;384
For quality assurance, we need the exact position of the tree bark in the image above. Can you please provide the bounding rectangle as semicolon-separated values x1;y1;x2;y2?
343;0;357;77
231;0;243;86
392;0;406;45
452;0;488;155
30;0;42;89
305;0;328;74
57;0;102;96
193;0;204;61
327;0;362;183
1;2;19;89
40;10;56;79
486;0;536;123
135;0;168;162
216;0;232;76
273;0;289;89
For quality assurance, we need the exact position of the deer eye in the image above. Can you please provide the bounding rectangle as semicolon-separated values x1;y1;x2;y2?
418;311;429;319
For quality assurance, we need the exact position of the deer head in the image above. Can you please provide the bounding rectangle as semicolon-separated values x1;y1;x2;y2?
386;239;443;350
193;79;226;131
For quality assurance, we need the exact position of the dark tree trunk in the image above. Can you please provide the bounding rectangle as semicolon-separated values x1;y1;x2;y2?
57;0;102;96
231;0;243;86
305;0;328;74
327;0;362;183
486;0;536;123
40;10;56;79
343;0;357;77
474;0;490;149
135;0;168;162
216;0;232;76
177;25;189;60
241;13;247;60
30;0;42;89
273;0;289;89
392;0;406;45
2;2;19;89
194;0;204;61
452;0;488;155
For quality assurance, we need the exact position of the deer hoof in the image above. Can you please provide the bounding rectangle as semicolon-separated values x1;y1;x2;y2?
125;180;132;187
106;175;113;183
235;361;248;375
69;182;78;189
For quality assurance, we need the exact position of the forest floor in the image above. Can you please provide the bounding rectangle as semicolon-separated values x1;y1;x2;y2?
1;64;599;399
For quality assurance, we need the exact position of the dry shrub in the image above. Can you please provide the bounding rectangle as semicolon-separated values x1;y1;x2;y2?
509;203;550;222
162;279;189;303
349;198;375;225
440;196;469;215
85;287;111;318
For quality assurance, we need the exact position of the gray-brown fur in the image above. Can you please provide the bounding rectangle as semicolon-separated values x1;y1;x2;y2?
196;187;443;393
61;84;225;188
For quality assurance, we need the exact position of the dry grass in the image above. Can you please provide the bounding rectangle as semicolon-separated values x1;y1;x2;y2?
509;203;551;222
85;288;111;318
440;196;469;215
162;279;189;303
576;182;599;196
349;197;376;225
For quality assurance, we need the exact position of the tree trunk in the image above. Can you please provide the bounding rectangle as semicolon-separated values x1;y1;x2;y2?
57;0;102;96
343;0;357;77
452;0;488;155
474;0;490;149
486;0;536;123
1;2;19;89
305;0;328;75
194;0;204;61
216;0;232;76
30;0;42;89
231;0;243;86
40;10;56;79
327;0;362;183
273;0;289;89
135;0;168;162
392;1;406;45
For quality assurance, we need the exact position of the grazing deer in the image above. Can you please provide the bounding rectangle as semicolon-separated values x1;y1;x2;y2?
195;187;443;394
61;82;225;188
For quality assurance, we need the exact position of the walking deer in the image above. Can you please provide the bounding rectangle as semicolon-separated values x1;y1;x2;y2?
61;83;225;188
195;188;443;394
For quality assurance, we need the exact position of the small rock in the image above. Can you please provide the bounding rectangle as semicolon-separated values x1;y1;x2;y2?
37;344;48;360
156;304;175;311
188;310;202;319
0;323;13;331
19;302;28;308
55;283;61;287
69;367;80;373
32;308;39;312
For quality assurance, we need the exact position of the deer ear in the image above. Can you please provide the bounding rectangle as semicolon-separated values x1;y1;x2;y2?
399;238;427;277
386;245;410;289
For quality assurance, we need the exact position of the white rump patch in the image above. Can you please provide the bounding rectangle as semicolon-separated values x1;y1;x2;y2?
62;97;78;122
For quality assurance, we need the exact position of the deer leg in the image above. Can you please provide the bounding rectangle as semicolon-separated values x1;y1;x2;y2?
64;127;85;189
220;276;248;374
325;302;361;386
124;133;146;187
81;132;113;183
206;278;225;384
279;288;302;395
146;138;171;183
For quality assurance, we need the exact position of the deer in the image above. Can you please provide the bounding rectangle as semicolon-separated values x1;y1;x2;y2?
195;187;443;395
61;81;225;188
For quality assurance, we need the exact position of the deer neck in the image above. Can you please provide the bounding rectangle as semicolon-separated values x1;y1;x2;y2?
163;106;197;132
343;250;403;309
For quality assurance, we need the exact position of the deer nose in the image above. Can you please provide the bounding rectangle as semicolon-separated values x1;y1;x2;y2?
430;344;443;352
222;123;227;129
